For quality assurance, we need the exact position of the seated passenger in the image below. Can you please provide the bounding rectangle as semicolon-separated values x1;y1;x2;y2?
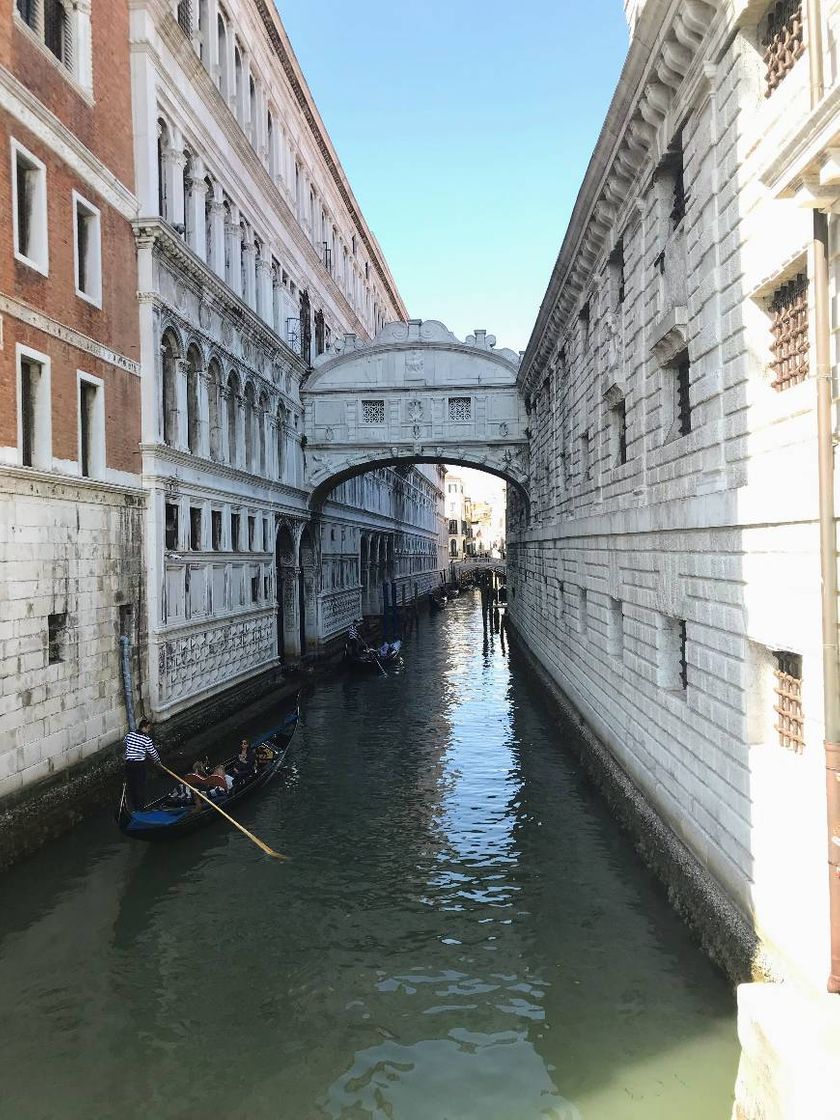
207;764;232;798
255;742;275;770
231;738;255;780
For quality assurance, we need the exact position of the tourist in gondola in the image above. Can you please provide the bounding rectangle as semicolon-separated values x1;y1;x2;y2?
122;719;161;811
207;764;233;799
231;738;255;782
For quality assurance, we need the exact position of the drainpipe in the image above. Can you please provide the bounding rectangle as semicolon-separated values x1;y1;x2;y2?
806;0;840;994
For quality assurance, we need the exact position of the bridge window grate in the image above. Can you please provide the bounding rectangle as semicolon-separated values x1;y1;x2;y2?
448;396;472;422
361;399;385;424
774;650;804;751
769;273;808;391
762;0;804;97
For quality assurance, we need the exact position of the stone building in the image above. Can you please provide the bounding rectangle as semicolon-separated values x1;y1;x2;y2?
445;472;469;559
0;0;144;801
507;0;840;1110
128;0;444;722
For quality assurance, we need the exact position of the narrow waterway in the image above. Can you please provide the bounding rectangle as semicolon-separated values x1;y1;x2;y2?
0;594;738;1120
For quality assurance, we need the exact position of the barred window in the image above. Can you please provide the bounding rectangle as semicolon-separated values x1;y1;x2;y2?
774;651;804;750
48;612;66;665
676;352;691;436
361;399;385;424
177;0;192;35
769;273;808;391
762;0;804;97
448;396;472;422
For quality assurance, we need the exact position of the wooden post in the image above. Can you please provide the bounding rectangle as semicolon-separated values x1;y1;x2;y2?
382;581;390;642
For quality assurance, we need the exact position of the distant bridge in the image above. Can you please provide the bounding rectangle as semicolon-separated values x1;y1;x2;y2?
450;557;507;578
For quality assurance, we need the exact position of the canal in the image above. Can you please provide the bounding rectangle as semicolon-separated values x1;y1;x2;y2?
0;593;738;1120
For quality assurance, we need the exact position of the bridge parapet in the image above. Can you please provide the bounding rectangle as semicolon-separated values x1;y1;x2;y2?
302;320;530;503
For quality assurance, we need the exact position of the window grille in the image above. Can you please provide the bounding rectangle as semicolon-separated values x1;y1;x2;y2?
448;396;472;422
165;503;179;551
769;273;808;391
285;317;299;350
676;353;692;437
322;243;332;273
763;0;804;97
361;399;385;425
678;620;688;689
48;613;66;664
177;0;191;35
190;507;202;550
230;512;241;550
774;651;804;750
449;519;458;535
44;0;70;66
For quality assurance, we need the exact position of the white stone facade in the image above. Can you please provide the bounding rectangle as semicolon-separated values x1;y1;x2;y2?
129;0;445;720
509;0;840;1007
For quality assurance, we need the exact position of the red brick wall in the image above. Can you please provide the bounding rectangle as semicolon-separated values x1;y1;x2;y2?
0;0;135;190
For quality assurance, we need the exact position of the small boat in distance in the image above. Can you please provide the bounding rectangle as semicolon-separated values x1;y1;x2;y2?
430;589;448;612
344;639;402;671
116;704;300;843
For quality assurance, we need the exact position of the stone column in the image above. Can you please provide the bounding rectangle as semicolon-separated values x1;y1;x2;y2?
185;155;208;261
197;370;211;458
242;233;256;310
174;358;189;450
204;0;219;76
225;24;236;114
257;257;272;324
219;385;231;464
161;132;186;229
226;203;241;295
234;394;246;470
210;185;226;281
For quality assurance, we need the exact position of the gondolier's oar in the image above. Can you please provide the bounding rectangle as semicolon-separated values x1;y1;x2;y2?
156;763;287;860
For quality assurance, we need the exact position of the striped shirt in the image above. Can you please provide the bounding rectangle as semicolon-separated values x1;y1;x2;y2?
123;730;161;764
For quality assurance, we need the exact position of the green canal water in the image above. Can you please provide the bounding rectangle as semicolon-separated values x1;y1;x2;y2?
0;593;738;1119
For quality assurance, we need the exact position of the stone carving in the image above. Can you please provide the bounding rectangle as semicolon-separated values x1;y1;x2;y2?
407;399;423;420
406;355;424;375
199;301;212;330
285;372;292;393
175;282;187;311
221;321;233;347
499;421;509;437
321;589;362;637
324;427;335;443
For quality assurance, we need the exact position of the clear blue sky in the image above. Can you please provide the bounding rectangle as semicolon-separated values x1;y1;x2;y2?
277;2;629;354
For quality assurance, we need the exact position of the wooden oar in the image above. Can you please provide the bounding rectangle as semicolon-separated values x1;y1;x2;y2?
156;763;287;861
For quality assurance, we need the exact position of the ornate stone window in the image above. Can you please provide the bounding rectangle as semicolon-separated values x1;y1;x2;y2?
769;273;808;390
762;0;804;97
361;399;385;425
448;396;472;422
774;651;804;750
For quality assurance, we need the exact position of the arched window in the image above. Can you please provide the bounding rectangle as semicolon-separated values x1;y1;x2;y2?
182;150;192;243
161;328;180;447
267;111;275;176
234;43;243;123
207;359;223;461
276;403;285;480
186;344;202;453
204;176;214;269
271;260;282;335
226;371;239;465
240;219;248;298
217;11;229;98
156;118;170;219
243;383;256;472
249;74;257;141
254;239;264;317
258;392;268;475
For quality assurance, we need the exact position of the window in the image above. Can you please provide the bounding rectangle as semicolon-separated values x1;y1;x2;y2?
263;517;270;551
361;399;385;425
609;396;627;466
579;429;591;481
774;651;804;750
251;567;260;604
211;510;222;550
676;352;691;437
609;598;624;658
73;192;102;306
17;0;72;69
610;239;625;306
177;0;191;35
448;519;458;535
47;612;66;664
579;301;590;344
248;515;256;550
669;135;686;228
762;0;804;96
12;140;48;274
230;512;241;550
769;273;808;391
658;615;688;692
78;373;104;478
165;502;179;550
18;347;51;469
448;397;472;422
190;506;203;550
579;588;588;634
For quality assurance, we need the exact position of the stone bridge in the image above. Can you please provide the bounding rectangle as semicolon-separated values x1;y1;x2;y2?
301;319;530;506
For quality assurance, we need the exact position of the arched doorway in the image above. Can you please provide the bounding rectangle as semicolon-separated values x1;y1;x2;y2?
298;525;317;655
275;522;296;660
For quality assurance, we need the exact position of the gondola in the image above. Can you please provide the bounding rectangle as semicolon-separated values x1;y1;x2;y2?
344;640;402;671
430;590;448;611
116;705;300;842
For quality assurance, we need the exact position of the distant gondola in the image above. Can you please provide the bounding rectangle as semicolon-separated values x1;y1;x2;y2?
116;705;300;842
344;640;402;671
430;590;448;611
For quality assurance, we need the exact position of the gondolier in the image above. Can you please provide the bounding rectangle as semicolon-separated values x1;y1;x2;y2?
123;719;161;811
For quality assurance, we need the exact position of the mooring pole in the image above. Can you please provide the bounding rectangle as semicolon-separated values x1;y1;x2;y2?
382;581;390;642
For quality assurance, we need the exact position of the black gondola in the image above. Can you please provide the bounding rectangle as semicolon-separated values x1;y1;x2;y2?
344;640;402;671
430;590;448;611
116;705;300;842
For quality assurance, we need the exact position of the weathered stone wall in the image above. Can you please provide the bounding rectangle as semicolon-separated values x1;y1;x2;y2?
0;472;144;801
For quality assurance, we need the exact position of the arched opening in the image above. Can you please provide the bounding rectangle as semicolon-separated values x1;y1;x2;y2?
182;149;193;244
216;10;229;98
359;534;369;615
207;358;223;461
275;522;296;660
234;43;244;124
186;343;202;454
160;327;180;447
243;382;256;472
226;370;239;466
156;118;170;219
258;391;268;475
298;525;317;655
204;175;214;269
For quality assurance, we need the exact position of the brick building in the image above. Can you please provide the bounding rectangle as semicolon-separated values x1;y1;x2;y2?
0;0;143;800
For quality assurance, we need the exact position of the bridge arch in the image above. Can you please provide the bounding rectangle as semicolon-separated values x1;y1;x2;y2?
301;319;530;510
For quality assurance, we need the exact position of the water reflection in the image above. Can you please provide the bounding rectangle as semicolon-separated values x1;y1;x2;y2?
0;592;737;1119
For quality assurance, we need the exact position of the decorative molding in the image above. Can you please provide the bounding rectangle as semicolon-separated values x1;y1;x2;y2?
0;293;140;375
